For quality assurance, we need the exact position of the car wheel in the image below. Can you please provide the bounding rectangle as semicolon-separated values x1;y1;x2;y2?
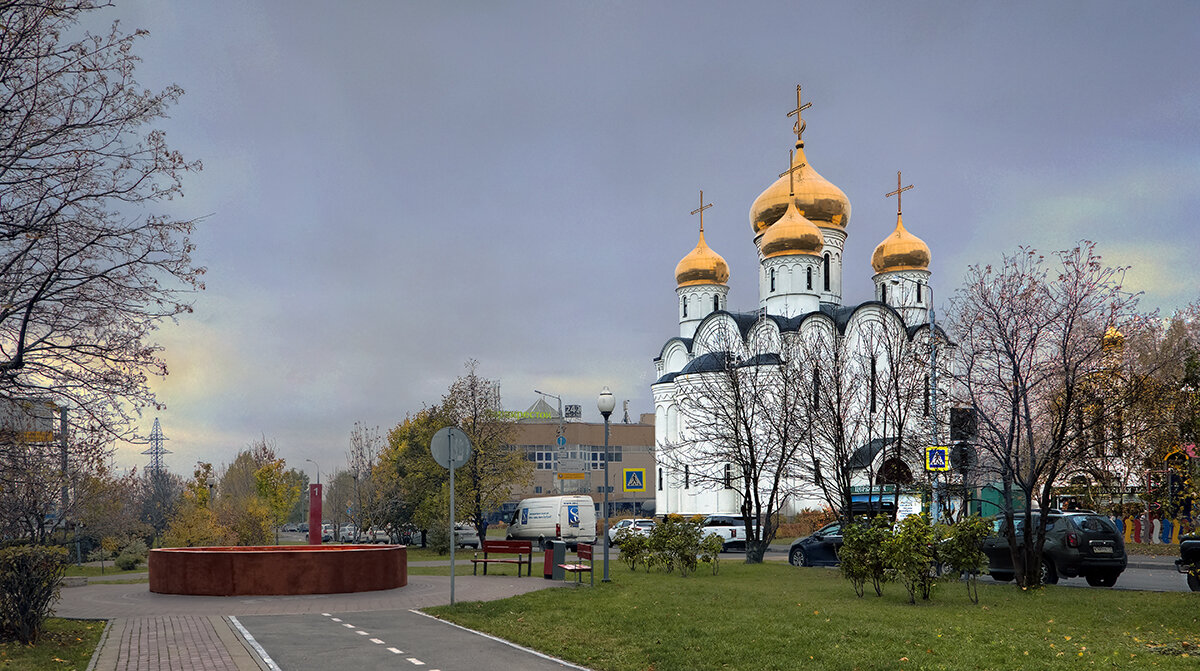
1085;571;1119;587
789;547;809;567
989;571;1013;582
1187;571;1199;592
1040;559;1059;585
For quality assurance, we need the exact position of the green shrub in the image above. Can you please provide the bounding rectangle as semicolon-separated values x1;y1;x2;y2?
628;514;716;577
615;529;649;571
114;538;149;570
0;545;67;644
884;513;939;604
840;515;892;597
699;533;724;575
938;515;991;604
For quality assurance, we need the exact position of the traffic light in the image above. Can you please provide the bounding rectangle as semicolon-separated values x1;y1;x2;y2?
950;408;977;442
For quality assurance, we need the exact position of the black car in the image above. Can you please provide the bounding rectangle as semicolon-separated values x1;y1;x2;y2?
1177;534;1200;591
788;522;844;567
982;510;1126;586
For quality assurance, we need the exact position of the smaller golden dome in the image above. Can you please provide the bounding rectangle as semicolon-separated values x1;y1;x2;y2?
675;228;729;287
760;201;823;259
871;214;930;273
1102;326;1125;352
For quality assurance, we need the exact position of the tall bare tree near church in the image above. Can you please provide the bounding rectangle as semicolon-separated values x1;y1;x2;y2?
948;243;1156;588
660;321;802;563
0;0;203;489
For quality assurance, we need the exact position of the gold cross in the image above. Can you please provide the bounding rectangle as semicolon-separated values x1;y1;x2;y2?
787;84;812;142
885;170;913;215
778;149;806;197
690;190;713;233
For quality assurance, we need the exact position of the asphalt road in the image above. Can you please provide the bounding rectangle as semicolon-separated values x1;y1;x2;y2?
239;608;584;671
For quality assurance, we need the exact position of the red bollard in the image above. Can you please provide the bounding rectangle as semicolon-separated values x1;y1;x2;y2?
308;483;323;545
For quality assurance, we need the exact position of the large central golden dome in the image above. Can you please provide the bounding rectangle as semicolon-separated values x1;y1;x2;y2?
675;228;729;287
750;144;851;236
871;214;930;273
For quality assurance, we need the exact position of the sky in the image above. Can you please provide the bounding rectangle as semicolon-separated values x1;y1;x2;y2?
88;1;1200;478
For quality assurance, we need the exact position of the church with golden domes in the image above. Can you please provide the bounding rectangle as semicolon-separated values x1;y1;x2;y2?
652;86;945;519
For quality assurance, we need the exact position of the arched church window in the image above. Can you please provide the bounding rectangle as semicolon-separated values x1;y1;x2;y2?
879;458;914;486
823;253;831;291
770;268;776;292
682;296;688;318
806;267;813;290
880;283;887;304
812;366;820;410
923;374;930;416
658;467;663;491
713;295;719;312
724;463;732;489
917;282;923;303
684;465;690;489
870;356;877;413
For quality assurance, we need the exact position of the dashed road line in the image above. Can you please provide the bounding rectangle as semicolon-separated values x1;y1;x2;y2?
342;623;355;628
407;658;425;665
321;613;332;617
356;630;369;635
369;638;385;644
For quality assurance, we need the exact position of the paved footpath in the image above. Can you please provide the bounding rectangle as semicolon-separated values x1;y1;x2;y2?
62;575;571;670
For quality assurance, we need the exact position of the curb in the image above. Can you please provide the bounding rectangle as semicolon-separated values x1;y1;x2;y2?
83;619;112;671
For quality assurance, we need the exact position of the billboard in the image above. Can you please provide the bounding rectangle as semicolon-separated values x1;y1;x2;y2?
0;398;56;442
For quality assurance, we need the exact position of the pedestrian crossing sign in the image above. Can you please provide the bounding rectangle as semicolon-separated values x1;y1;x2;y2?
623;468;646;492
925;446;951;472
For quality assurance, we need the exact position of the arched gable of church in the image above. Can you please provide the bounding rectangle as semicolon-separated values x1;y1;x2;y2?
691;312;751;358
747;318;782;356
658;338;693;375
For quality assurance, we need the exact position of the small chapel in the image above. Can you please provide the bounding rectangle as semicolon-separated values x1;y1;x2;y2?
652;86;946;518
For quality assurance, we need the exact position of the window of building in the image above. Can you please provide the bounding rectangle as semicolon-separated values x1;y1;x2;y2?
880;283;887;304
770;268;776;292
923;374;930;416
916;282;923;303
658;467;663;491
870;356;877;413
534;486;542;493
812;366;820;410
713;295;719;312
806;266;813;290
682;296;688;318
823;253;831;291
724;463;732;489
684;465;690;489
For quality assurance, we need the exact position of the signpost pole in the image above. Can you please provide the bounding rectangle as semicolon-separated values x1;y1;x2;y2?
430;426;471;607
449;430;455;606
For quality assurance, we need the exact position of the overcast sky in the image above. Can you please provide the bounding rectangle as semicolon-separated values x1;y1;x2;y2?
92;1;1200;478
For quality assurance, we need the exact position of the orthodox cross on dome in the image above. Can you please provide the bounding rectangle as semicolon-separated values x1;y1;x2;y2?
778;149;807;197
885;170;914;216
787;84;812;143
690;189;713;233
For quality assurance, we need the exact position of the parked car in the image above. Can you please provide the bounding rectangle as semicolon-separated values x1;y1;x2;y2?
297;523;309;534
1177;534;1200;591
982;510;1126;586
454;524;480;549
700;515;759;551
788;521;845;567
609;518;655;544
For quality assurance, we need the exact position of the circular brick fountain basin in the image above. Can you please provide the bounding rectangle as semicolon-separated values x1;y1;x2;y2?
149;544;407;596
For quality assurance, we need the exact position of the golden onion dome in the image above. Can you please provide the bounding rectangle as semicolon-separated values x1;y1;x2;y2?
760;200;823;259
871;214;931;273
1102;326;1125;352
749;144;851;236
675;228;729;287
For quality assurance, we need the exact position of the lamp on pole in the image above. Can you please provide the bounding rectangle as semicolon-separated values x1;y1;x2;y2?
305;458;320;486
597;386;616;582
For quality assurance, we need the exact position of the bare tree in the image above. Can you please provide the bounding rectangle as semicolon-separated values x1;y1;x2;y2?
346;421;382;537
948;243;1155;587
660;319;801;563
0;1;203;449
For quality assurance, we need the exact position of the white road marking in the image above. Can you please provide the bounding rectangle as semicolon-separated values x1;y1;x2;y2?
342;623;354;628
387;647;403;654
322;613;332;617
228;616;283;671
369;638;384;644
356;630;369;636
407;609;591;671
407;658;425;666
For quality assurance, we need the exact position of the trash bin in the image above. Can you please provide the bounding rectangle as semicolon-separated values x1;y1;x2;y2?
543;540;566;580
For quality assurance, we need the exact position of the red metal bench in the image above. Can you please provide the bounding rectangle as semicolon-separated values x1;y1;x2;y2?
471;540;533;577
558;543;593;586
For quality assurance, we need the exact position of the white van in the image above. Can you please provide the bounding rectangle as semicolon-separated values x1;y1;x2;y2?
506;495;597;550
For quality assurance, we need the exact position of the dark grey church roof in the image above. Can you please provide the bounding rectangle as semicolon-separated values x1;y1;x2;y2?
679;351;735;375
653;372;680;385
847;437;899;470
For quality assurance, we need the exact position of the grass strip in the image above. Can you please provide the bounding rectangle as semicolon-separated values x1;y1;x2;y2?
426;561;1197;670
0;618;104;671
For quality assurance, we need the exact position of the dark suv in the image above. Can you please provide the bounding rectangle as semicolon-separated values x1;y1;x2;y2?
982;510;1126;586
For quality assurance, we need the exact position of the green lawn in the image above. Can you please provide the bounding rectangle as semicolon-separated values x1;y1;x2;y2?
426;561;1197;670
0;618;103;670
63;564;144;578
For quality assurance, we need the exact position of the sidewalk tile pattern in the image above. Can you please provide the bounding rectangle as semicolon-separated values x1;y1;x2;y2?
113;616;240;671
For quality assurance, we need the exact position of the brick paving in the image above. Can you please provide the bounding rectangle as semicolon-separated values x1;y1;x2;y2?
91;616;259;671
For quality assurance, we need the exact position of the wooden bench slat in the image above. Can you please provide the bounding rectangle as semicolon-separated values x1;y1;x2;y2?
471;539;534;577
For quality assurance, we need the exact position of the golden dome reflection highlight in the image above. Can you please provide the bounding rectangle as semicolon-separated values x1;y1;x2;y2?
871;214;931;273
675;228;730;287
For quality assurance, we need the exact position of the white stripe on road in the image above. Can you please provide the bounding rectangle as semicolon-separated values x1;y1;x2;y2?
370;638;384;644
407;658;425;666
387;647;403;654
342;623;354;628
407;609;591;671
228;616;282;671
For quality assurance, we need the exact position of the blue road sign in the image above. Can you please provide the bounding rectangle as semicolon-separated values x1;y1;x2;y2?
624;468;646;492
925;446;951;472
556;435;567;447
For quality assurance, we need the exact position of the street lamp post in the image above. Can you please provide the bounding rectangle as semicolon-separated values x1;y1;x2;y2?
305;458;320;486
597;386;616;582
